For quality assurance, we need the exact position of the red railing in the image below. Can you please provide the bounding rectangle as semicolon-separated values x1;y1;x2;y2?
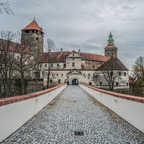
0;84;66;106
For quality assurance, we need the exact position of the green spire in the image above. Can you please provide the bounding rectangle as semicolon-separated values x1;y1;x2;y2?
108;32;114;45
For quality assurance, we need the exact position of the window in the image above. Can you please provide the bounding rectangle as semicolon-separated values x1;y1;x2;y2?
45;64;47;68
127;82;129;86
89;82;92;85
42;71;44;76
116;82;119;86
51;63;53;67
50;79;52;83
61;74;63;76
110;71;113;76
119;72;121;76
63;63;66;68
25;30;29;33
36;37;38;40
124;72;126;76
72;62;75;67
73;58;74;60
57;63;59;67
100;82;102;86
57;74;58;76
73;54;74;56
58;79;61;83
32;30;34;33
39;64;41;68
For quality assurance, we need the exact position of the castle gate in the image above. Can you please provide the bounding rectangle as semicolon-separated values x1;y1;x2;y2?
72;79;79;85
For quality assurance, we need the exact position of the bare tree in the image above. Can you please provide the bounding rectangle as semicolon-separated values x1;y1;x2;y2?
0;1;13;14
45;38;56;88
0;31;18;97
101;70;118;91
13;33;38;94
93;56;126;91
130;56;144;96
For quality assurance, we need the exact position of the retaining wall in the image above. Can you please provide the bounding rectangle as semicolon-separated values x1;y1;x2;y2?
0;84;66;142
79;83;144;133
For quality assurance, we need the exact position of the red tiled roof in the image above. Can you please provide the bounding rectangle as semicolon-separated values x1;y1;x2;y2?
96;56;128;71
22;20;43;32
105;45;117;49
81;53;109;62
0;39;31;55
72;50;76;53
39;51;109;63
40;51;70;63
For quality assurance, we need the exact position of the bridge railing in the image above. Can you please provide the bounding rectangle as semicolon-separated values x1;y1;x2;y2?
0;84;67;143
79;83;144;133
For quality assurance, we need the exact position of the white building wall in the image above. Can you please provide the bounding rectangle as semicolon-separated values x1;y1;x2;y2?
0;84;66;143
79;84;144;133
66;53;82;69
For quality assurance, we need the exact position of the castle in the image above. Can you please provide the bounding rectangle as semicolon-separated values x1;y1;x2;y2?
21;19;129;89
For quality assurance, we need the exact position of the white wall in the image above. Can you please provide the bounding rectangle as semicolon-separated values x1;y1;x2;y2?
0;84;66;143
79;84;144;133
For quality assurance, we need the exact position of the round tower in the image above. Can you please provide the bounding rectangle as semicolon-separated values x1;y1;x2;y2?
21;19;44;58
105;32;118;57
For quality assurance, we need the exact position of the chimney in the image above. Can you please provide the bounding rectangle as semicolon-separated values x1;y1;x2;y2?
60;48;63;54
78;49;81;56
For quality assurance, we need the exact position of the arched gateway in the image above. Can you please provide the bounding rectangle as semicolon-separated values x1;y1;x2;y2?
72;79;79;85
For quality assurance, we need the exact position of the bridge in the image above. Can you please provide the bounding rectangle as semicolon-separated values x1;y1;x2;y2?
0;84;144;143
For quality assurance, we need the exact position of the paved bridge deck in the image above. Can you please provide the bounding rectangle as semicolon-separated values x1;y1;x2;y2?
2;86;144;144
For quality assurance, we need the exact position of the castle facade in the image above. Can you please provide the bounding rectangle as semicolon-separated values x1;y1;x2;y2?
22;20;129;89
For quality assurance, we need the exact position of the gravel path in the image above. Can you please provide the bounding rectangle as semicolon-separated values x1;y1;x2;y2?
2;85;144;144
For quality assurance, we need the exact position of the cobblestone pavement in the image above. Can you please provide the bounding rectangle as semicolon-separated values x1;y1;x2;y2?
2;86;144;144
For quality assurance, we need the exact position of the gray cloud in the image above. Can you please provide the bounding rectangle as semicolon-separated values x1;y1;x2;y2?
1;0;144;71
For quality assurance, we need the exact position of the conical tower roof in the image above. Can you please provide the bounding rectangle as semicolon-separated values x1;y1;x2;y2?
22;20;43;32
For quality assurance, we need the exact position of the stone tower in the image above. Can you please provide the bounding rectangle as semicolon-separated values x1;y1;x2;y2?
21;19;44;58
105;32;118;57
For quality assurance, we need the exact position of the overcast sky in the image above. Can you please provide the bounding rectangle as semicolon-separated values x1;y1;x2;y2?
1;0;144;71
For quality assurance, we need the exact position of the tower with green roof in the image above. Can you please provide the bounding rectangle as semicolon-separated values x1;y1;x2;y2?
105;32;118;57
